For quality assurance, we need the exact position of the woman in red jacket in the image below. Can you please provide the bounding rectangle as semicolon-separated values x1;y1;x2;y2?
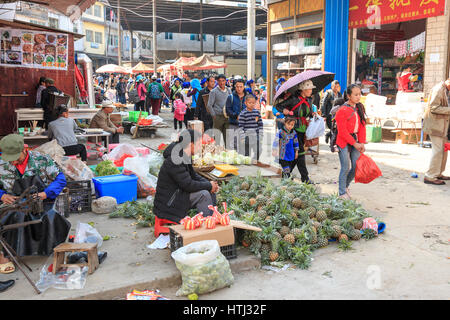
335;84;367;199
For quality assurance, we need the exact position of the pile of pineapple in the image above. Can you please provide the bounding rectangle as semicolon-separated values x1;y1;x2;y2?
217;173;376;269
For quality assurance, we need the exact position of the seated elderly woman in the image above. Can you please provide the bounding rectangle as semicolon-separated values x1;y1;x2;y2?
0;134;70;276
48;105;87;162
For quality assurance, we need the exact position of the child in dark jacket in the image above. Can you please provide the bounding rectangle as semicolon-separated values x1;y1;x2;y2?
272;117;299;178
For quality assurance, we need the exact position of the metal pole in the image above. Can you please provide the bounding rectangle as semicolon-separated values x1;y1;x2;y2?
247;0;255;80
200;0;204;55
153;0;157;75
130;30;133;66
118;0;122;66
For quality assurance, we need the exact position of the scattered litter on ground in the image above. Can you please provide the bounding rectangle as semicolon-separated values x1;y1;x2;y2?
126;289;169;300
147;234;170;249
322;271;332;278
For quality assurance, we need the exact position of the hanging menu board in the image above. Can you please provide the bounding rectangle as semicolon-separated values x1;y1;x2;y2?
0;28;68;70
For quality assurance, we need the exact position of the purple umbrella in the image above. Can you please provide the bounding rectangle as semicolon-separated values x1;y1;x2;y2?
273;70;335;102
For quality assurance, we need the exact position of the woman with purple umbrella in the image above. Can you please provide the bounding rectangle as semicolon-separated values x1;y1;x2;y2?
274;80;317;184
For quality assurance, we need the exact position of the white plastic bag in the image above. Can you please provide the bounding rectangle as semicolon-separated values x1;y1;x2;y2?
146;115;164;125
123;156;158;197
306;115;326;140
74;221;103;248
171;240;234;296
148;152;164;177
103;143;139;161
35;139;65;159
36;255;88;292
55;156;95;181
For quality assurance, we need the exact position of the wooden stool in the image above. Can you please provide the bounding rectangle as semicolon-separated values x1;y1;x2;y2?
53;243;99;275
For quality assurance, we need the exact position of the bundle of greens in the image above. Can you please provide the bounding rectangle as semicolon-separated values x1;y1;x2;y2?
109;200;155;227
95;160;120;177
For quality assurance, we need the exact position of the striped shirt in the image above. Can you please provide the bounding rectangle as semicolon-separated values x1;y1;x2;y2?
238;108;263;136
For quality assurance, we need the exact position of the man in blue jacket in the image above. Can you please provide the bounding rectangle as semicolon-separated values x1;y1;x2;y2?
226;79;246;150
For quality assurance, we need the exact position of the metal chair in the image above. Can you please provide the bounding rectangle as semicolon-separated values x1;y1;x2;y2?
0;186;44;294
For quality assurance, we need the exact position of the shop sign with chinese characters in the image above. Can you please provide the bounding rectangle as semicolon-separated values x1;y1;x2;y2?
349;0;446;29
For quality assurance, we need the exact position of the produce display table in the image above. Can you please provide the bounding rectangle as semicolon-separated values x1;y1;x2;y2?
196;162;281;182
15;108;99;131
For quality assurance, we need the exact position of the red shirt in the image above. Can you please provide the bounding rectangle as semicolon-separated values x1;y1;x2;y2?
335;104;366;149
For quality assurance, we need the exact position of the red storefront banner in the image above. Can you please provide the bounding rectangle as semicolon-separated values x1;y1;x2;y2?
349;0;446;29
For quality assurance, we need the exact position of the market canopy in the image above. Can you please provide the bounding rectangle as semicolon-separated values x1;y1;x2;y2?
106;0;267;37
0;0;97;21
96;64;129;74
131;62;154;74
170;54;227;71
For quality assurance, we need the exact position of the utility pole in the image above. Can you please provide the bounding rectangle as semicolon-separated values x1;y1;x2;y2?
247;0;255;80
152;0;157;75
117;0;122;66
200;0;204;55
130;30;133;66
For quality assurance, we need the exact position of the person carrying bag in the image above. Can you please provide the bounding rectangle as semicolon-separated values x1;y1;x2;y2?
335;84;368;199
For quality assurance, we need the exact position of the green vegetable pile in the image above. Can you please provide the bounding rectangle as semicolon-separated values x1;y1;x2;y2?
95;160;120;177
109;200;155;227
174;250;234;296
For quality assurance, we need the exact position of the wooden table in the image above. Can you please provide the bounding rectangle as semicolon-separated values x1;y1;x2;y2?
15;108;99;131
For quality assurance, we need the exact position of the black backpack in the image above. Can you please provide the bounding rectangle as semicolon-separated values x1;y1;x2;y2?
329;104;356;153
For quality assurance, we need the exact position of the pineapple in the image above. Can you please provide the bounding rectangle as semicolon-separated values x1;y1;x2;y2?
292;198;303;209
322;204;332;214
316;210;327;222
354;220;363;230
291;228;302;237
291;211;298;219
310;230;318;244
280;226;291;237
284;233;295;244
241;182;250;191
286;193;295;200
312;221;321;230
331;225;342;238
258;210;268;220
256;195;267;207
261;243;271;256
306;207;317;218
273;231;282;240
265;216;272;223
317;236;328;248
237;190;248;198
269;251;279;262
280;186;288;192
350;229;362;241
338;234;349;242
249;198;256;206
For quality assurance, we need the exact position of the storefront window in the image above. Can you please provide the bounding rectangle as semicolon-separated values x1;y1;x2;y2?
353;19;426;105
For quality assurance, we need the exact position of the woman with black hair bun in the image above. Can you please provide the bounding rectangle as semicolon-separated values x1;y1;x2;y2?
153;129;219;223
335;84;367;199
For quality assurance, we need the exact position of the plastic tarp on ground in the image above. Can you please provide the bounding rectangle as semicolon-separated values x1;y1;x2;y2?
170;54;227;71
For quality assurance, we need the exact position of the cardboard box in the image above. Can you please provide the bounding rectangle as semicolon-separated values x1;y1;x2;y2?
169;220;261;247
392;129;419;144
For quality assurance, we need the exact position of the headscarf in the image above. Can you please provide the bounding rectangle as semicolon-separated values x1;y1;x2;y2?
190;78;202;108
